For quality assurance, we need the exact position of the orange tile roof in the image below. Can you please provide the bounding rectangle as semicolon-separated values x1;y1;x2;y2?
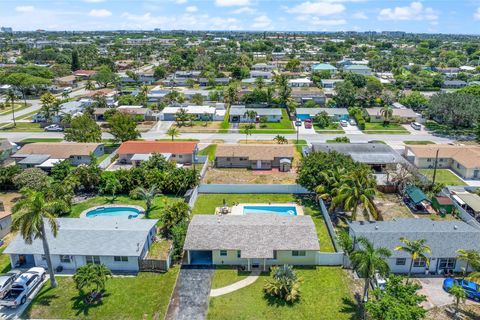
407;145;480;169
117;141;197;155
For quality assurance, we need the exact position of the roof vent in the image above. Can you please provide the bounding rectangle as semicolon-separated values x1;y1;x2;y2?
454;225;458;230
375;225;379;230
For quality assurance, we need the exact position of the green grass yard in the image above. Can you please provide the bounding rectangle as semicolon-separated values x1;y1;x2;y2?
240;110;295;133
208;267;357;320
419;169;467;186
0;103;31;116
314;123;343;134
198;144;217;161
23;267;179;320
211;266;249;289
363;122;409;134
0;122;44;132
21;138;64;143
403;140;436;145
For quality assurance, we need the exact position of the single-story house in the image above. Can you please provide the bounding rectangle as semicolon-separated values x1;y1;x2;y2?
12;142;104;169
147;86;170;101
80;89;117;107
229;107;282;123
54;75;77;87
215;144;294;171
117;140;198;165
365;107;417;123
183;214;320;270
0;138;15;164
4;218;158;273
33;101;85;123
296;108;349;121
311;63;337;74
93;106;155;121
174;71;201;79
249;71;273;79
405;145;480;180
320;79;344;89
434;67;459;77
72;69;97;79
161;105;225;121
442;80;467;89
288;78;312;88
343;64;372;76
198;77;230;87
451;191;480;219
119;72;156;84
0;202;13;240
349;218;480;274
291;88;326;105
311;143;408;172
251;63;275;72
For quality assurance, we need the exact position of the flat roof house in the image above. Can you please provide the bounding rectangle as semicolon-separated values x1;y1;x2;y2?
5;218;158;273
161;105;225;121
117;140;198;166
229;107;282;123
349;219;480;275
184;214;320;270
365;107;417;123
296;108;349;121
405;145;480;180
215;144;294;171
343;64;372;76
12;142;104;169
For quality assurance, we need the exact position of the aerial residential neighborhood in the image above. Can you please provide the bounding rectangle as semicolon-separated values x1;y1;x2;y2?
1;1;480;319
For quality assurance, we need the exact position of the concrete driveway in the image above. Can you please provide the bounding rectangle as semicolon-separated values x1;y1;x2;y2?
0;276;48;320
342;123;363;134
417;278;479;310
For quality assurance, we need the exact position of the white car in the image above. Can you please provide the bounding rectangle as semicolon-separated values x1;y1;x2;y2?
0;267;46;308
44;124;64;132
371;272;387;291
340;120;348;127
349;119;356;126
0;271;21;299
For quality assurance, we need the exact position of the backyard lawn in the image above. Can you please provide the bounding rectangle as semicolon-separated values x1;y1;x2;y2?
69;195;183;220
23;267;179;320
419;169;467;186
192;194;335;253
363;122;409;134
198;144;217;161
208;267;357;320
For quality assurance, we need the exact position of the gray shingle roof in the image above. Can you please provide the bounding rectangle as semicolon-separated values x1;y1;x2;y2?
311;143;407;165
349;218;480;258
184;214;320;259
296;108;348;116
229;108;282;116
5;218;158;257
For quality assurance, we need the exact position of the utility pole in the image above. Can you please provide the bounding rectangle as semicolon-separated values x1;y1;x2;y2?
432;149;439;186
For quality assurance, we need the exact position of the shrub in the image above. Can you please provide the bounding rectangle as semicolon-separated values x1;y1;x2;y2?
13;168;49;191
263;265;301;303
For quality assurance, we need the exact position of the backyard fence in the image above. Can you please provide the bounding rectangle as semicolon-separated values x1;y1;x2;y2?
197;184;313;194
317;199;343;253
315;252;344;266
98;150;117;169
139;259;169;272
187;186;199;209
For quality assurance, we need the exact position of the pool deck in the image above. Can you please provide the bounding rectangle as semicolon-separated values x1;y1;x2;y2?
79;204;145;218
224;203;304;216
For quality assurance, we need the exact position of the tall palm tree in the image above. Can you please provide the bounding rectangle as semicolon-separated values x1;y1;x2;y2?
456;249;480;279
273;135;287;144
243;123;254;144
6;89;17;127
133;185;160;217
166;127;180;141
85;80;95;91
12;189;68;288
379;105;393;125
315;168;345;202
350;237;391;302
73;263;112;304
61;90;70;101
140;84;149;107
395;238;432;283
244;110;258;125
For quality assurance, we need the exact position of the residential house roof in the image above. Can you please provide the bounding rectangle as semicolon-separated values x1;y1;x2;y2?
229;108;282;116
5;218;158;257
311;63;337;71
453;192;480;213
215;144;294;161
73;69;96;77
13;142;103;159
296;108;348;116
311;143;407;165
344;64;371;70
406;145;480;169
117;141;197;155
55;75;76;83
365;107;417;118
184;214;320;259
349;218;480;258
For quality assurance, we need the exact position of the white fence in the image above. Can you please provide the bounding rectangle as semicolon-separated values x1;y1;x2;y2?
198;184;313;194
316;252;344;266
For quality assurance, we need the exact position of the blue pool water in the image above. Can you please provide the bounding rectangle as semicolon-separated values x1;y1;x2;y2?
243;206;297;216
85;206;141;218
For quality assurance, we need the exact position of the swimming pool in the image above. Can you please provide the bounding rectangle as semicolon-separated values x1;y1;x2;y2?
84;206;143;219
243;205;297;216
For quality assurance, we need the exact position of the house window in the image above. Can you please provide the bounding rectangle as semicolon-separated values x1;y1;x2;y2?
226;157;231;161
273;250;277;260
427;158;432;162
292;250;306;257
86;256;101;264
41;255;46;261
178;155;183;159
60;255;71;263
439;158;444;162
239;157;248;161
457;163;460;169
114;256;128;262
413;258;426;267
220;250;227;257
77;156;81;160
438;258;456;269
396;258;406;266
237;250;241;258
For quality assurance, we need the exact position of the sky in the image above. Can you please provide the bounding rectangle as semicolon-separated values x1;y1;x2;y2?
1;0;480;34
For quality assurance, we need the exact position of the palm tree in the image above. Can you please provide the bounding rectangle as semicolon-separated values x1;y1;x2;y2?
255;77;265;90
12;189;69;288
350;237;391;302
85;79;95;91
139;84;149;107
379;105;393;125
244;110;258;125
456;249;480;279
224;85;238;106
395;238;432;283
73;263;112;304
166;127;180;141
448;283;466;315
263;265;301;302
274;135;287;144
6;89;17;127
243;123;254;144
133;185;159;217
61;90;69;101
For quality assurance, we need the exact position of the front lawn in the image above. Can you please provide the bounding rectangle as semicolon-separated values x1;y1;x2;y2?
0;122;44;132
240;110;295;133
403;140;436;145
208;267;357;320
419;169;467;186
23;267;179;319
211;266;249;289
363;122;409;134
314;123;343;134
69;195;183;220
21;138;64;143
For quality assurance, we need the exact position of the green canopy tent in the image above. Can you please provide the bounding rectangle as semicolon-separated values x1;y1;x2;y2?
404;185;428;205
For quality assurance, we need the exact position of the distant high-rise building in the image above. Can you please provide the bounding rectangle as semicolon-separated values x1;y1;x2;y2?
154;28;162;32
1;27;13;34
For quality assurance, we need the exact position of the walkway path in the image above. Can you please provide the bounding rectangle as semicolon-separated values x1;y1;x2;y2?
209;270;260;297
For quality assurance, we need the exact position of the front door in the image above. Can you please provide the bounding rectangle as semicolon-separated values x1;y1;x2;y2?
256;160;262;169
474;170;479;178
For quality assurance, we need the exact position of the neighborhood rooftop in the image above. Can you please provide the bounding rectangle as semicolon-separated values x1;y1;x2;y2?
184;214;320;259
13;142;103;159
406;145;480;169
311;143;407;165
117;140;197;155
215;144;294;161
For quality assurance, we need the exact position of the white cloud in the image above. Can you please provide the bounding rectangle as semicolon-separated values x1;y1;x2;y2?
15;5;35;13
231;7;255;14
285;1;345;16
215;0;250;7
176;0;187;3
474;8;480;20
186;6;198;13
378;2;438;22
252;15;272;28
297;15;346;26
88;9;112;17
352;11;368;20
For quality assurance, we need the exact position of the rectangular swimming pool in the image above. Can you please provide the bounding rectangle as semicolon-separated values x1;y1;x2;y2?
243;205;297;216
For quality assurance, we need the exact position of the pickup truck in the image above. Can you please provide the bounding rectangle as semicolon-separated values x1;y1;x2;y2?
0;267;46;308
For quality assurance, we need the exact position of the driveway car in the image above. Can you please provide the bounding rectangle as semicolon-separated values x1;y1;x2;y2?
443;278;480;301
0;271;21;299
0;267;46;308
340;120;348;127
44;124;64;132
349;119;356;126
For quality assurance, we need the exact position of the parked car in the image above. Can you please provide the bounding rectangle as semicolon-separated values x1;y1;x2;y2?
371;272;387;291
0;267;46;308
443;278;480;301
411;122;421;130
294;120;302;127
340;120;348;127
44;124;63;132
304;119;312;129
0;271;21;299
